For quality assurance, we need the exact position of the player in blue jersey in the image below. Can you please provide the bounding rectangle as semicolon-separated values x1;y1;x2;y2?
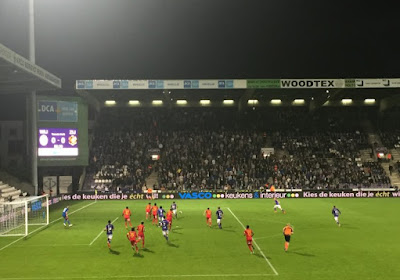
161;217;169;242
157;206;166;226
216;207;224;229
171;201;178;219
104;220;114;249
62;206;72;227
332;206;341;227
273;198;286;214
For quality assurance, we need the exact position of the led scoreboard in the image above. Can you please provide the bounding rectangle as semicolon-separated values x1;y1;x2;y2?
38;128;78;156
37;96;88;166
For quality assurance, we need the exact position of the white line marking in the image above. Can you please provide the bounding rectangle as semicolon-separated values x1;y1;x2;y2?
0;274;277;279
0;225;47;252
227;207;279;276
89;217;119;246
0;201;96;252
51;201;97;224
12;243;89;247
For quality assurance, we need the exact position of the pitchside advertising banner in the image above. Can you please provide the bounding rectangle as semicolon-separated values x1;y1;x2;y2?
76;79;247;90
60;190;400;200
76;78;400;90
280;79;345;88
38;100;78;122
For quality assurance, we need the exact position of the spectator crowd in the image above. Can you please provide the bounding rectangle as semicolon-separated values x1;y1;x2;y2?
86;107;393;192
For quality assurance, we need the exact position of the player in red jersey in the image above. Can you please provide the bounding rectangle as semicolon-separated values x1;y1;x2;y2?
166;208;173;230
127;227;139;254
204;208;212;227
244;225;255;254
145;203;152;220
122;206;132;229
137;222;145;248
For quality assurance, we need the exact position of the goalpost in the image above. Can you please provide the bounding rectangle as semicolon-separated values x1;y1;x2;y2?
0;194;49;237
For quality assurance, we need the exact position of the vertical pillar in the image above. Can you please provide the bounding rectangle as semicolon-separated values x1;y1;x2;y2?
29;0;38;195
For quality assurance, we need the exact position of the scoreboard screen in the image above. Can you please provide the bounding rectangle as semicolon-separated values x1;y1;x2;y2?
38;128;78;157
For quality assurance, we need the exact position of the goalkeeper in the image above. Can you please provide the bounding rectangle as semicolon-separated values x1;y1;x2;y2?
62;206;72;227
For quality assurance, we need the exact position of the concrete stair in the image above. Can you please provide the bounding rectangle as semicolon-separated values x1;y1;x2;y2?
0;181;22;202
274;149;289;159
390;148;400;162
145;171;159;189
360;148;374;162
380;162;400;187
368;133;383;147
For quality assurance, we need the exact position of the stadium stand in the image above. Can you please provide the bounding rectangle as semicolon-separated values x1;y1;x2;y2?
0;181;22;202
84;107;395;191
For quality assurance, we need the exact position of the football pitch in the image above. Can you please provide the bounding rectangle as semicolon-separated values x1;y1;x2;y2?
0;198;399;280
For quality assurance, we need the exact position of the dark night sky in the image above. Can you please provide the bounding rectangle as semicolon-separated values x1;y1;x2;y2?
0;0;399;90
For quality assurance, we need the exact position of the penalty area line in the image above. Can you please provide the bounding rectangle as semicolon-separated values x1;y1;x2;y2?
89;217;119;246
0;201;97;252
227;207;279;276
0;273;277;279
50;201;97;224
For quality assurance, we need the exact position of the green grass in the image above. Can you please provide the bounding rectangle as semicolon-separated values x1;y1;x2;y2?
1;198;400;280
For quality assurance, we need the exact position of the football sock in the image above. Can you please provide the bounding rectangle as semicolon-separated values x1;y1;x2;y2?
285;242;289;251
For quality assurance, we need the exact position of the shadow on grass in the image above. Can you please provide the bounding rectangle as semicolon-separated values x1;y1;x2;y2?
109;249;120;255
220;228;236;233
167;242;179;248
290;249;315;257
292;251;315;257
254;252;272;259
141;248;155;253
133;253;144;258
171;227;183;234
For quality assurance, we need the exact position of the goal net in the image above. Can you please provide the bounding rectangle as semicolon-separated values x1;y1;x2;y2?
0;195;49;237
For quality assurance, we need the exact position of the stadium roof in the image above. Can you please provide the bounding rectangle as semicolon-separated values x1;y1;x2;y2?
75;79;400;109
0;43;61;93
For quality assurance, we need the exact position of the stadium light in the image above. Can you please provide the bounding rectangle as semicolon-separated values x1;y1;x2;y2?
176;100;187;105
341;98;353;105
200;99;211;105
128;100;140;106
105;100;116;105
364;98;376;104
293;99;305;105
152;100;163;105
271;99;282;105
248;99;259;105
223;99;234;105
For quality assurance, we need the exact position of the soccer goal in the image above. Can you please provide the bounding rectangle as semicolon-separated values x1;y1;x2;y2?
0;195;49;237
